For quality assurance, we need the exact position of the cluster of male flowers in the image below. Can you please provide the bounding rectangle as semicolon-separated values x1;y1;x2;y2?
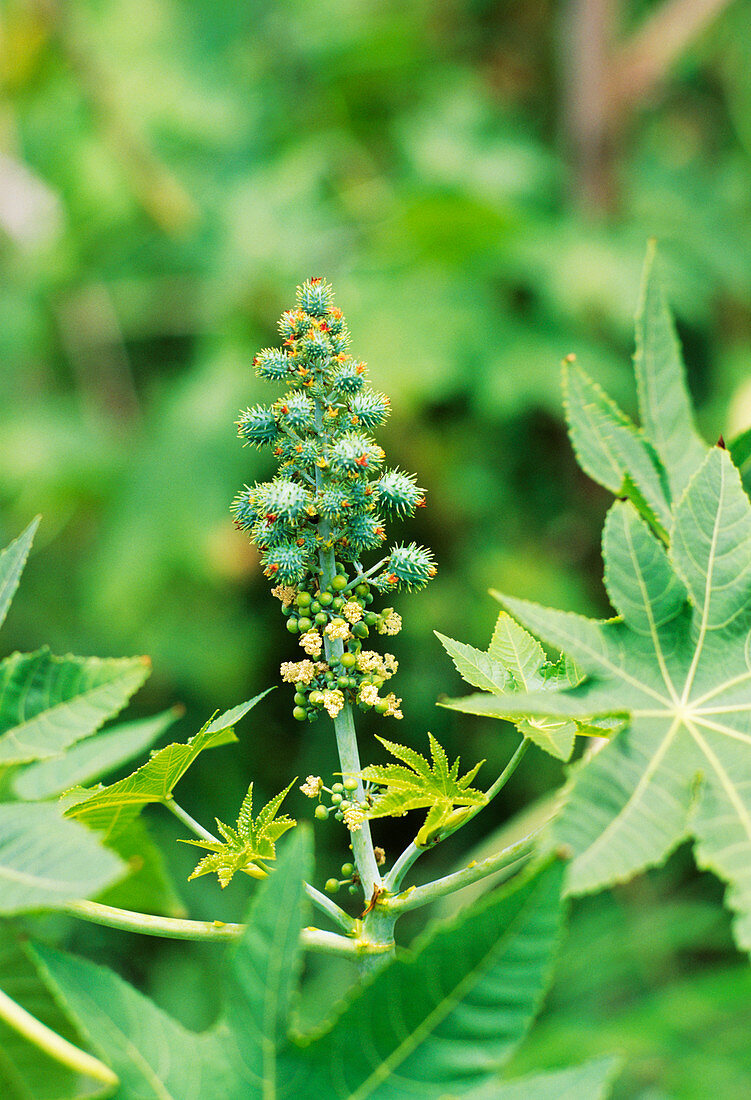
232;276;435;746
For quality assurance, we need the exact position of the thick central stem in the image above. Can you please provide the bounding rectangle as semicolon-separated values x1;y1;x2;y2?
314;398;382;903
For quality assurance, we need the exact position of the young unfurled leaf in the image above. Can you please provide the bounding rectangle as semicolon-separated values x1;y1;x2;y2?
361;733;486;846
182;780;296;887
437;613;602;761
65;692;271;840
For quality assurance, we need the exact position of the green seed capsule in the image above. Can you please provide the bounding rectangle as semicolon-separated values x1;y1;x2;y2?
340;651;357;669
341;862;354;877
332;782;344;793
314;804;329;821
310;600;322;614
364;612;378;627
293;692;306;706
343;777;358;792
352;622;369;639
324;878;339;894
297;617;313;633
331;575;348;591
314;613;328;626
332;596;345;611
318;591;334;607
364;593;374;604
374;701;389;715
292;706;307;721
348;884;359;896
286;618;299;634
355;583;369;596
331;792;343;805
337;675;349;690
339;799;351;811
309;690;324;706
282;604;292;617
296;591;312;607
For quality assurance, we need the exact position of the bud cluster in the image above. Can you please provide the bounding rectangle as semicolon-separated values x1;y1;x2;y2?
233;277;435;721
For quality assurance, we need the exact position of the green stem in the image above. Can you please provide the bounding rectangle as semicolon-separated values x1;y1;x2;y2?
384;842;422;892
314;398;382;902
165;798;355;932
343;558;389;592
388;834;538;915
0;986;119;1087
165;797;217;842
64;900;360;957
483;737;530;804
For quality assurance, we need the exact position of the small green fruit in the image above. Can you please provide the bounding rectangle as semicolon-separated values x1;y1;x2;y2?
292;706;307;721
331;575;348;591
296;591;312;607
331;792;343;805
324;878;339;894
341;862;354;877
293;692;306;706
314;804;329;821
343;776;358;792
332;782;344;793
340;652;357;669
355;583;369;596
318;591;334;607
297;617;313;633
286;618;299;634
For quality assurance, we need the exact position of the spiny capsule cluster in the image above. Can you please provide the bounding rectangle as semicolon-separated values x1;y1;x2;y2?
233;277;436;721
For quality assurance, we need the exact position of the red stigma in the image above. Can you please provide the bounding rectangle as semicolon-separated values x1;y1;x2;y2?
355;454;369;467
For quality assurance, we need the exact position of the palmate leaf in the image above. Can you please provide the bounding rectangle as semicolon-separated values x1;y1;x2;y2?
182;780;297;887
563;242;708;535
361;733;487;846
34;839;604;1100
437;613;600;761
483;449;751;950
0;648;151;766
65;692;271;840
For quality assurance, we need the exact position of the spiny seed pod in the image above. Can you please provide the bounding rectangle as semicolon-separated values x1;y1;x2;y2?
347;391;390;430
233;277;435;720
376;469;424;518
237;405;278;447
296;276;334;317
377;543;436;591
276;392;315;432
254;347;292;382
329;433;384;477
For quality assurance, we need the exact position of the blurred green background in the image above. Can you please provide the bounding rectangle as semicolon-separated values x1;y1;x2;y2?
2;0;751;1095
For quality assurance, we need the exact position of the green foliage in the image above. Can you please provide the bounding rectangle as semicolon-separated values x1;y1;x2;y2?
0;516;39;632
0;927;109;1100
12;707;180;800
454;250;751;956
32;834;602;1099
65;694;270;839
437;612;604;761
362;733;486;846
183;781;297;887
0;800;124;916
0;648;151;766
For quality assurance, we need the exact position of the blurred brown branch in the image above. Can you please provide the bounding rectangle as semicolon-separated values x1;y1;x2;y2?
563;0;735;211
